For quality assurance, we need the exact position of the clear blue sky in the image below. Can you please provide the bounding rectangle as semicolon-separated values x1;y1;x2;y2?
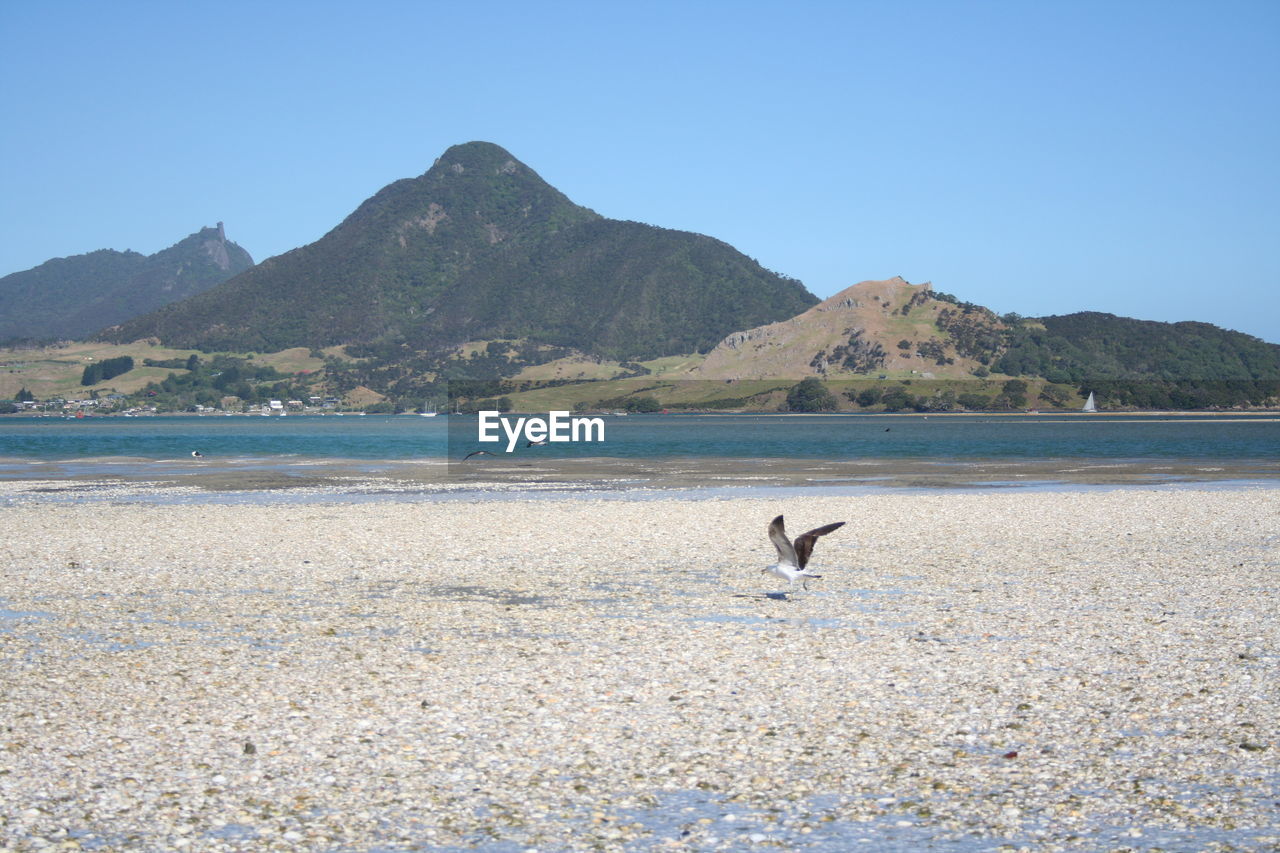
3;0;1278;343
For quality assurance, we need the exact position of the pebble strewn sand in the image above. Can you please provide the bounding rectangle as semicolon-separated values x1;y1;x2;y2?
1;487;1277;851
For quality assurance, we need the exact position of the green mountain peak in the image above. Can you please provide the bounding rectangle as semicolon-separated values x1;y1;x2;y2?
102;143;815;360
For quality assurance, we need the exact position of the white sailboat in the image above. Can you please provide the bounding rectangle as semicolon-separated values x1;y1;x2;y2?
1082;391;1097;413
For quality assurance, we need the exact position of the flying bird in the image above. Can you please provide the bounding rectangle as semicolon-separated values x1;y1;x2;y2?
763;514;845;595
462;450;494;461
190;451;203;458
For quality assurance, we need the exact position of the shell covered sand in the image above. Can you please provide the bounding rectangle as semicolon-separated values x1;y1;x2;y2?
1;488;1277;851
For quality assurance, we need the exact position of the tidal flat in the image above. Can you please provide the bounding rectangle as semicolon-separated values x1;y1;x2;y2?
1;487;1277;851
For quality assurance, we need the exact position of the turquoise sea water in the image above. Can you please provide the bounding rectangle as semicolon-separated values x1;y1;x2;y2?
1;412;1278;465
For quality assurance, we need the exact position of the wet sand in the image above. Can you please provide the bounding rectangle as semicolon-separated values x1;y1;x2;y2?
1;454;1278;498
1;485;1277;850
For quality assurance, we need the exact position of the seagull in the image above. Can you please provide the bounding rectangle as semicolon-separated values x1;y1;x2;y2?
462;450;494;461
191;450;203;458
525;439;548;447
763;514;845;595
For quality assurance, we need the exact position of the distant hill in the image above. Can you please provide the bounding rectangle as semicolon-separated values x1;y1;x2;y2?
996;312;1280;381
0;224;253;343
102;142;817;360
691;277;1007;379
693;275;1278;371
994;312;1280;408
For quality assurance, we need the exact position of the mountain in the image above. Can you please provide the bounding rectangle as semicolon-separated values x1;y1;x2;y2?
101;142;817;360
0;224;253;343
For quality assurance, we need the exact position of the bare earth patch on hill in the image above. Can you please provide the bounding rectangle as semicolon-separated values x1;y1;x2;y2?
692;277;1005;381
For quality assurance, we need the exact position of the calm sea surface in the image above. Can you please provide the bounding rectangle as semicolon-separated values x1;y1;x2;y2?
2;412;1278;468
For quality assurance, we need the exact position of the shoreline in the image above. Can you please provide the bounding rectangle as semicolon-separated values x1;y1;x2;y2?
2;454;1279;504
5;409;1280;418
1;487;1276;850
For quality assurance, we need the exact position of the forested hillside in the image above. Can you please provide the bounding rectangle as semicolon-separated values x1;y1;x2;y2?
0;225;252;342
995;312;1280;407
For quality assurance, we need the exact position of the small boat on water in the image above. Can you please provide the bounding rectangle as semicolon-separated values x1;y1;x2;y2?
1082;392;1097;413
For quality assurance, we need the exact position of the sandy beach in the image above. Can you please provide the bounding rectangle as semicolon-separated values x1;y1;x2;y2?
1;485;1277;851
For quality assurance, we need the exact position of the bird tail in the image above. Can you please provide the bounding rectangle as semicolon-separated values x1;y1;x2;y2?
799;571;823;591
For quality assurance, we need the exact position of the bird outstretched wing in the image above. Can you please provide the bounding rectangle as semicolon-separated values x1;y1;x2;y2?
793;522;845;569
767;515;797;567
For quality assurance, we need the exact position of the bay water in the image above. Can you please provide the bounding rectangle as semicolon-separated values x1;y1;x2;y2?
2;412;1278;464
